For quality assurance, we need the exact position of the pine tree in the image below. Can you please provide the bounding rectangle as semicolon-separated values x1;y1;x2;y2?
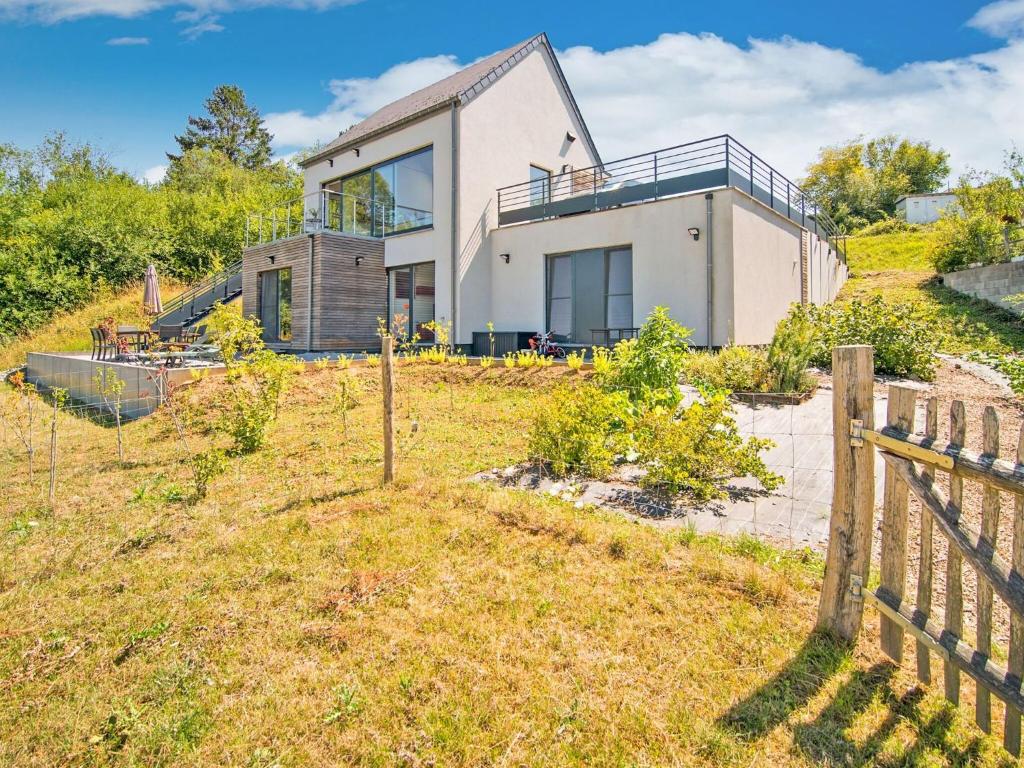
168;85;273;170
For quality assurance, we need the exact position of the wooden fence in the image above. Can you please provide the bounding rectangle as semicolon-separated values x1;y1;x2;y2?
818;345;1024;756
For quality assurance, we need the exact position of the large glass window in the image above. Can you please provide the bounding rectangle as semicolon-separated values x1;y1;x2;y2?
545;247;633;343
530;164;551;206
322;147;433;238
387;262;435;342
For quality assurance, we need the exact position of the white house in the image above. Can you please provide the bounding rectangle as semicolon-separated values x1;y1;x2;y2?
895;192;958;224
238;33;847;353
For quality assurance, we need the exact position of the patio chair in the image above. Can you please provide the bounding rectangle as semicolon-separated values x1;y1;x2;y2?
90;327;102;360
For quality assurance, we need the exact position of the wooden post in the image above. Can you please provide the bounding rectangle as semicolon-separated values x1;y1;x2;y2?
916;397;938;684
977;406;1000;733
879;384;917;661
945;400;966;704
382;335;395;485
818;345;875;642
1005;421;1024;756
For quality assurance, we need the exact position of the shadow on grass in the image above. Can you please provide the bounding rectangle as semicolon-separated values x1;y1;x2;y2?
268;486;369;516
922;277;1024;352
719;631;1003;766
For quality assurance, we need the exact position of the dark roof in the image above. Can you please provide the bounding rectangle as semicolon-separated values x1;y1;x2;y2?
299;33;599;167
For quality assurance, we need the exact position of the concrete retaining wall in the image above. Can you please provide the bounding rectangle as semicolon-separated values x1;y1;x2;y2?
943;260;1024;316
25;353;217;419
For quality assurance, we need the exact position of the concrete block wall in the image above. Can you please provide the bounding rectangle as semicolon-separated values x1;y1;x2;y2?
943;261;1024;316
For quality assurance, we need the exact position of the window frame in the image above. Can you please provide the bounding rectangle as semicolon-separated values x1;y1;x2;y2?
320;145;434;238
386;260;436;342
530;164;552;206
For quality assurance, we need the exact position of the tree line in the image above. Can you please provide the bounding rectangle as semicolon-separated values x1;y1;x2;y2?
0;86;300;343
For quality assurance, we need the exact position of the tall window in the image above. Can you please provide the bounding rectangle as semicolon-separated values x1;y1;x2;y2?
530;164;551;206
323;147;433;237
545;247;633;343
259;267;292;344
387;262;436;342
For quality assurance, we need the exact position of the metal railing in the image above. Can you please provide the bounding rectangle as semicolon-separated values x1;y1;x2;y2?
245;189;433;247
496;134;846;261
154;258;242;328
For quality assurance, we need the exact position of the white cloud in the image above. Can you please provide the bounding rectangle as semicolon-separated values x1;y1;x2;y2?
141;163;167;184
0;0;361;36
267;22;1024;181
106;34;148;43
970;0;1024;38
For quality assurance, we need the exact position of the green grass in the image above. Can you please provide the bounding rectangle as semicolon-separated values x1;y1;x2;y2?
0;357;1015;766
841;230;1024;355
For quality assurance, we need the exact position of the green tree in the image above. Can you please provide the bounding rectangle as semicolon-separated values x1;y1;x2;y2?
802;135;950;230
168;85;273;171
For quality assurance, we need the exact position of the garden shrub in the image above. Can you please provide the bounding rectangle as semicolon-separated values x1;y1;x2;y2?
635;389;783;503
787;297;937;380
767;310;818;393
931;211;1004;273
528;382;631;478
598;306;691;408
853;217;923;237
680;347;773;393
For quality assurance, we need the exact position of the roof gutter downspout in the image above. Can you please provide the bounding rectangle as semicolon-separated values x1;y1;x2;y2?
704;192;714;349
449;100;459;352
307;232;314;352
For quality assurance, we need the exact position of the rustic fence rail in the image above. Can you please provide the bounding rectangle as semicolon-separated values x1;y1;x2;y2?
818;345;1024;756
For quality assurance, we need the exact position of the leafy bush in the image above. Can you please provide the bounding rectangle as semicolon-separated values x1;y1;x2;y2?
598;306;691;408
566;351;585;371
635;389;783;502
680;347;772;393
968;352;1024;397
931;211;1005;273
767;311;818;393
788;297;937;380
853;217;923;237
527;382;631;477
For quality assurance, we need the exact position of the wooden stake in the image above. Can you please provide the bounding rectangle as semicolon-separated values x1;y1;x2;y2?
1005;421;1024;756
382;336;395;485
879;384;917;661
916;397;938;684
945;400;966;705
817;345;875;642
977;406;1000;733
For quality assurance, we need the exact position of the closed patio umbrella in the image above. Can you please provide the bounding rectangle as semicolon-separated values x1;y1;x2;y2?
143;263;163;315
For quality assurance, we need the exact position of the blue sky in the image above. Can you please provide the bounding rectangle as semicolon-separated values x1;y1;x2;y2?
1;0;1022;182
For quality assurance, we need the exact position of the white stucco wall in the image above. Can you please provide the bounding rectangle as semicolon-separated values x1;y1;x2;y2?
301;110;455;329
488;191;736;346
456;45;599;343
807;231;848;306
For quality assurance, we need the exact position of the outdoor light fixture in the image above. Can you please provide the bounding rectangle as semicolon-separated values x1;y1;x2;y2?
687;227;700;241
565;131;577;143
353;148;360;157
500;253;510;264
268;254;276;264
328;158;334;167
355;256;363;266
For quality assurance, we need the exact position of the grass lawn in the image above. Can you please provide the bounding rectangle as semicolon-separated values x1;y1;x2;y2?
841;231;1024;354
0;358;1016;766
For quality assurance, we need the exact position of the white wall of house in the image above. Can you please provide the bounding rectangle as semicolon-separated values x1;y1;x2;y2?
488;191;737;346
457;45;599;344
301;110;456;330
896;193;958;224
807;231;848;306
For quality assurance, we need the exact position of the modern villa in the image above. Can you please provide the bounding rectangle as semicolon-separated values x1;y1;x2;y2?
236;33;848;353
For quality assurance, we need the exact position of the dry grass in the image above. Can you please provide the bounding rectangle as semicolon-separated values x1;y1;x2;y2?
0;362;1017;766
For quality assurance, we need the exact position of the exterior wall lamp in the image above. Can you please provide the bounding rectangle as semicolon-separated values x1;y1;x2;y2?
355;256;363;266
500;253;510;264
268;254;276;264
565;131;576;143
687;227;700;241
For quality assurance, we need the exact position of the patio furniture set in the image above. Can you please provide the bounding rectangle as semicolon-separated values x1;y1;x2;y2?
89;324;220;367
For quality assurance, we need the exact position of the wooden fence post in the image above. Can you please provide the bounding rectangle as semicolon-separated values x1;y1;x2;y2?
817;345;875;641
977;406;1000;733
1005;422;1024;755
945;401;966;704
916;397;938;684
879;384;917;661
382;336;395;485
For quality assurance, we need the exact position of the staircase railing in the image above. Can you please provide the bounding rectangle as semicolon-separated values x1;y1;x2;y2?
153;259;242;328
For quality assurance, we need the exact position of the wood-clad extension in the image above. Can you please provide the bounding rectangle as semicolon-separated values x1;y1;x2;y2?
242;231;386;352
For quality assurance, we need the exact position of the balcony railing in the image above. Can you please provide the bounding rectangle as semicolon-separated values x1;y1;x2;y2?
245;189;432;247
496;134;846;261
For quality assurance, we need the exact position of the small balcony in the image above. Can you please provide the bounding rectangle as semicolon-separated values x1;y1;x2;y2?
496;134;846;260
245;189;432;247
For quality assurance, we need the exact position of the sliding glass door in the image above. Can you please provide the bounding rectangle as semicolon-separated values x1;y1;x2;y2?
545;247;633;343
387;262;435;342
